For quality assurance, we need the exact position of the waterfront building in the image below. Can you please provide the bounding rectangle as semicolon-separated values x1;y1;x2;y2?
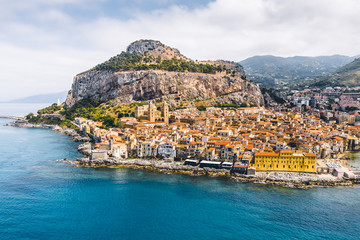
91;149;108;160
157;142;176;158
233;164;248;174
251;150;317;173
111;142;128;159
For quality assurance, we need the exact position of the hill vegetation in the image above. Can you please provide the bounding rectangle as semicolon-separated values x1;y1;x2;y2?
94;52;229;75
240;55;355;87
27;99;150;129
299;58;360;88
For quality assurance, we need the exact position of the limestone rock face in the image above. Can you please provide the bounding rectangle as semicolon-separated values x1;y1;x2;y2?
65;40;264;107
66;69;263;107
126;40;181;58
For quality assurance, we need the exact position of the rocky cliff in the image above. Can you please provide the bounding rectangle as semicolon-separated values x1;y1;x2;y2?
65;40;264;107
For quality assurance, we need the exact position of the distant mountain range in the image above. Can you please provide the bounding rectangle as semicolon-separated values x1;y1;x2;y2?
298;57;360;88
240;55;358;87
7;91;68;104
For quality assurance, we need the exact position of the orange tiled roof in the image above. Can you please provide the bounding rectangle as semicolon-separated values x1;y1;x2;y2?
255;152;279;157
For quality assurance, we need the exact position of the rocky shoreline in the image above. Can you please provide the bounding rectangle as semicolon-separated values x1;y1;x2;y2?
70;157;360;189
5;118;360;189
6;120;91;142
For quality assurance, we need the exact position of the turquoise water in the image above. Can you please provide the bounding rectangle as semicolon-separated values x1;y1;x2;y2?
1;117;360;240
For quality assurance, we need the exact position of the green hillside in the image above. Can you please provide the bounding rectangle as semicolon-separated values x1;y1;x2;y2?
240;55;355;87
298;58;360;88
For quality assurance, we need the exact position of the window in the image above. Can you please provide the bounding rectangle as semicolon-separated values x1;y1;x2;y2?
276;165;278;168
283;165;285;168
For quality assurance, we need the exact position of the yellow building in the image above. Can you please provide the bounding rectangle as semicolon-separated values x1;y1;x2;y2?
251;150;317;173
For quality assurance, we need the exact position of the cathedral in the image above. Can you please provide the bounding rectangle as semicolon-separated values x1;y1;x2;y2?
135;101;169;123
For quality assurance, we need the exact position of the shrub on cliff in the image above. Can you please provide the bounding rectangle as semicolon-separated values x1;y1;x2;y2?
61;98;103;121
94;52;222;74
37;103;61;114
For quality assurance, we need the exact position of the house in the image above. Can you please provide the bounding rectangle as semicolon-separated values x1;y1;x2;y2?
233;164;248;174
112;143;128;159
91;149;108;160
157;142;176;158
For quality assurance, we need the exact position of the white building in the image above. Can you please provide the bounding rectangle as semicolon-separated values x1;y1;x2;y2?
157;142;176;158
112;143;128;159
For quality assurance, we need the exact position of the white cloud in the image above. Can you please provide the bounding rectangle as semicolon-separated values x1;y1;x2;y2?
1;0;360;101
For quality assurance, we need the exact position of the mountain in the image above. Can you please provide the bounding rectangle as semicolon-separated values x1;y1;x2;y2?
8;91;68;103
302;57;360;88
65;40;263;108
240;55;356;87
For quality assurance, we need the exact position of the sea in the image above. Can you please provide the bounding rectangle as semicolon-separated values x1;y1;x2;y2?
1;103;360;240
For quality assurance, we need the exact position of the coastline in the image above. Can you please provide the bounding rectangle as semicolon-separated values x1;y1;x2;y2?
6;119;91;142
5;119;360;189
69;157;359;189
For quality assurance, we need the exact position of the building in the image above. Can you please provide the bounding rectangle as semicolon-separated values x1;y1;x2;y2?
251;150;317;173
111;142;128;159
135;101;169;123
136;141;158;158
199;160;221;169
233;164;248;174
91;149;108;160
157;142;176;158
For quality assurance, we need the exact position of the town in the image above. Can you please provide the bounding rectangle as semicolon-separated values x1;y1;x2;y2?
274;86;360;124
73;100;360;178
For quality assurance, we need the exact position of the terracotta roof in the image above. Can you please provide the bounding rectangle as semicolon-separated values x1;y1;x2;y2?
255;152;279;157
234;164;248;168
280;150;292;154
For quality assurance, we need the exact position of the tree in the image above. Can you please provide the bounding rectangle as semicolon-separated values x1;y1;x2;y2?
26;113;34;120
197;106;206;111
240;102;248;107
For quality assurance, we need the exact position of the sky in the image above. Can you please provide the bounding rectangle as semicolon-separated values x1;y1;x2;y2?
1;0;360;101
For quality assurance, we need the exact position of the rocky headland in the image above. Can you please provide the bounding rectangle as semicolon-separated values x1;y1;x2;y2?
65;39;264;108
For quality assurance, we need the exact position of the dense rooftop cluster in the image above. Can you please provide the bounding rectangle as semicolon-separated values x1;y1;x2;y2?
74;105;360;173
